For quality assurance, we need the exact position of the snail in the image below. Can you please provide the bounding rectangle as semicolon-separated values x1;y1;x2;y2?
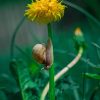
32;39;53;69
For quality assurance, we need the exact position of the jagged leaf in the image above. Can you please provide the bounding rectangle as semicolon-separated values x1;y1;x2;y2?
10;60;39;100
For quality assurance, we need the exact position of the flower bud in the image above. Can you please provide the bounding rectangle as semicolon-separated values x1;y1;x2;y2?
74;27;83;36
73;27;86;50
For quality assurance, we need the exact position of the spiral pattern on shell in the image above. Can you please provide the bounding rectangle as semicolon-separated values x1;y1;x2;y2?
32;44;46;64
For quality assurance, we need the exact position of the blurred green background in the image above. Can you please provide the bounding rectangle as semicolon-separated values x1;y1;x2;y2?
0;0;100;100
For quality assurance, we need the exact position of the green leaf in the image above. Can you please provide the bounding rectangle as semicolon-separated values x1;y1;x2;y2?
10;59;38;100
83;73;100;80
0;91;7;100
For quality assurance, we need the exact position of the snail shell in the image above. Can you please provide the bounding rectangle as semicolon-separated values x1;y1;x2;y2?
32;38;53;69
32;44;46;64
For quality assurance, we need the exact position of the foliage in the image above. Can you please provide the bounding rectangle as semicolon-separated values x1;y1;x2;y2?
0;0;100;100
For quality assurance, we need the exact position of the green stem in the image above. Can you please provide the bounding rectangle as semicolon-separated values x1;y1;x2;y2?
49;64;55;100
10;17;25;59
47;23;55;100
47;23;53;39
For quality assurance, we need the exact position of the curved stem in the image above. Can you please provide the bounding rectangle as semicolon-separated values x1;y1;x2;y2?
40;46;83;100
63;1;100;27
10;17;25;59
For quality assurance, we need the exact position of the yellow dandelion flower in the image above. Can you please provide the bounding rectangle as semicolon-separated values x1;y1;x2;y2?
25;0;65;24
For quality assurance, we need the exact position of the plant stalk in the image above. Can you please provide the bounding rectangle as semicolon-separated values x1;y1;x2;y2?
47;23;55;100
40;46;83;100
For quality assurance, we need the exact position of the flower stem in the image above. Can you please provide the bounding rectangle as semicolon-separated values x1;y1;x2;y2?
48;64;55;100
47;23;53;39
55;46;83;81
40;46;84;99
47;23;55;100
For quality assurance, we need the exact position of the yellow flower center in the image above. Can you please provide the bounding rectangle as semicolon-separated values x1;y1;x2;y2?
25;0;65;24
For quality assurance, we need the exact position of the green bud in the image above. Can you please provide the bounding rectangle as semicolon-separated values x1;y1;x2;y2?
73;27;86;50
